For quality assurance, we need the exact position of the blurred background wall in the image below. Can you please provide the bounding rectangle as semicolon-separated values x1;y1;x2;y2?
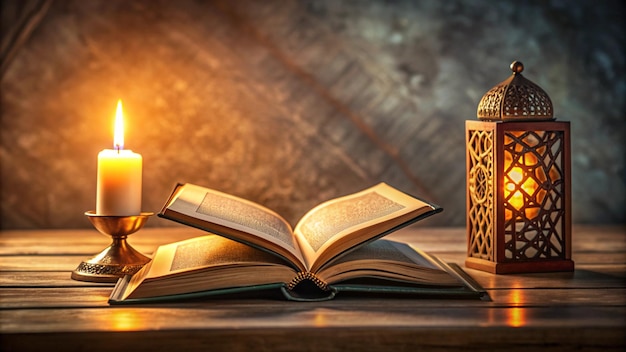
1;0;624;229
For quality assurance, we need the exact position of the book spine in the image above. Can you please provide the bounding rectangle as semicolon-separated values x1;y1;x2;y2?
287;272;330;291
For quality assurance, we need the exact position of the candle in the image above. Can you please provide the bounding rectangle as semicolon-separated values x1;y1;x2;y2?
96;100;142;215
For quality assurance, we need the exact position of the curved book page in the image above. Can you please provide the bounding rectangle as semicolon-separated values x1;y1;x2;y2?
294;183;438;272
160;184;306;271
115;235;296;301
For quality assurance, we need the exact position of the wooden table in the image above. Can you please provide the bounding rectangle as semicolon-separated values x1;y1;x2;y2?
1;225;625;351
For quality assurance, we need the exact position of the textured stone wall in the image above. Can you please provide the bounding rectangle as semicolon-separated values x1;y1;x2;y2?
1;0;624;229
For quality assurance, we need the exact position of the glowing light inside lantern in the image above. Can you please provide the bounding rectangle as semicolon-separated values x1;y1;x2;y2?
114;100;124;150
504;155;540;220
506;167;528;210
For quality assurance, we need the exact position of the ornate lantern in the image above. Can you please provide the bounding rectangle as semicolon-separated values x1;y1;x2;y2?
465;61;574;274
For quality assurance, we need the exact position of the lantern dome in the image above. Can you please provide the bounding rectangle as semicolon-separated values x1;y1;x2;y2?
477;61;554;121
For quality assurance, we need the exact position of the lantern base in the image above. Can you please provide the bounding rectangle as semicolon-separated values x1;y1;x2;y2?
465;257;574;274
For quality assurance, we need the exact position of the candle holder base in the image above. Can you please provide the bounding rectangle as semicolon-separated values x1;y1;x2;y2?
71;211;153;283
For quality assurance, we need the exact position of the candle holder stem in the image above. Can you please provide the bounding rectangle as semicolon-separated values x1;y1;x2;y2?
71;211;153;283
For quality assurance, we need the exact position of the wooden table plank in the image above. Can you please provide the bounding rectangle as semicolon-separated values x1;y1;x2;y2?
0;272;114;288
0;288;113;308
0;227;205;255
2;304;625;331
2;306;625;352
0;256;91;271
2;325;623;352
2;287;625;309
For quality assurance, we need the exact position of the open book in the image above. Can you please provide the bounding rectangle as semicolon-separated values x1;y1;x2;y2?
109;183;486;303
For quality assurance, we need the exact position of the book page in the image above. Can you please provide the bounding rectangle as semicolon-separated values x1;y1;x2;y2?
161;184;306;270
121;235;295;300
323;239;442;270
316;239;462;286
147;235;291;278
294;183;436;272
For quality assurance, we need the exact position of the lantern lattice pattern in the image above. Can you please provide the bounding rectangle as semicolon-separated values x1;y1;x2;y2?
467;128;495;262
503;130;566;260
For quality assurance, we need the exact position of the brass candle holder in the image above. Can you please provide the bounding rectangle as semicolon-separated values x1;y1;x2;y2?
71;211;154;283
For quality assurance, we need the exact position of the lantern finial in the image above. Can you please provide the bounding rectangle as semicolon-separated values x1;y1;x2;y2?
477;61;554;121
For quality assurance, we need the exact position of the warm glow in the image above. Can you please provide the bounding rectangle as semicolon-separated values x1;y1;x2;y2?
504;154;539;219
313;310;328;327
506;287;527;327
110;309;146;331
114;99;124;150
508;167;524;185
505;166;535;210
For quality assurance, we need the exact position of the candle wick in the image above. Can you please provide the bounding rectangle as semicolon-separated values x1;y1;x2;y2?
115;144;121;153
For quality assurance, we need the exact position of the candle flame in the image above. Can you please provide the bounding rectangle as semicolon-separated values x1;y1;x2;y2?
114;100;124;150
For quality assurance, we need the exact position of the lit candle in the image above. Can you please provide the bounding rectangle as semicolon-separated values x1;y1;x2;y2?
96;100;142;215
